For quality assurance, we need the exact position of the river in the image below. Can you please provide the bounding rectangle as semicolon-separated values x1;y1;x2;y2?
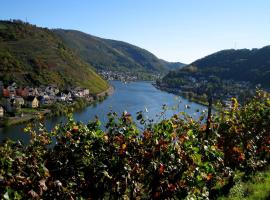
0;81;206;143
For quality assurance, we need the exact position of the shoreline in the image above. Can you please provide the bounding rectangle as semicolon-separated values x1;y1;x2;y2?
0;85;115;127
0;109;51;127
153;84;212;108
154;85;224;111
97;85;114;97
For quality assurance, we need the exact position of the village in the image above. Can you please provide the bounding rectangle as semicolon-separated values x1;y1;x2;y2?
0;81;94;125
98;69;162;82
157;75;257;106
98;70;138;82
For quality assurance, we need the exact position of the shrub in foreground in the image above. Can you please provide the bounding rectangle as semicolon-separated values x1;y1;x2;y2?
0;91;269;199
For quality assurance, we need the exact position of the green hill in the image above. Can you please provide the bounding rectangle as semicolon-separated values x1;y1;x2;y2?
54;29;185;76
160;46;270;104
163;46;270;87
0;20;108;94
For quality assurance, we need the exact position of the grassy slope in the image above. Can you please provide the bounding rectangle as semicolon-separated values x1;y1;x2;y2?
219;168;270;200
0;20;108;94
54;29;185;74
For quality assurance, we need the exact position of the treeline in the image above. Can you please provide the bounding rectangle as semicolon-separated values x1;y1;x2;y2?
0;91;269;199
160;46;270;105
188;46;270;87
46;98;90;117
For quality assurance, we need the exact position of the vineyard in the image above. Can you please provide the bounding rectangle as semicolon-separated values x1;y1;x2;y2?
0;91;269;199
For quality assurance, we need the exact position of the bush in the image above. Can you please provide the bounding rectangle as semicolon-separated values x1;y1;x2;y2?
0;91;269;199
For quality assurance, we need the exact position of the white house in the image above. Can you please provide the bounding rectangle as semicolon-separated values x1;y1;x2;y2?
56;93;67;102
28;88;39;96
15;97;25;106
45;86;59;96
25;96;39;108
83;89;90;96
0;105;4;117
62;90;73;101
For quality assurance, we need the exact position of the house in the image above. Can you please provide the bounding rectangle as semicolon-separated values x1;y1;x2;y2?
25;96;39;108
16;87;29;97
36;94;52;105
15;97;25;107
0;105;4;117
45;86;59;96
28;88;39;96
37;86;45;94
40;94;52;105
37;95;48;105
38;91;46;96
75;91;84;98
2;98;18;113
56;92;67;102
82;89;90;96
3;88;10;97
7;85;16;97
72;87;86;98
37;96;43;103
62;90;73;101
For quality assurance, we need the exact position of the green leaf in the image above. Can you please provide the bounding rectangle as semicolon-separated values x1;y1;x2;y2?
3;191;9;200
187;130;193;137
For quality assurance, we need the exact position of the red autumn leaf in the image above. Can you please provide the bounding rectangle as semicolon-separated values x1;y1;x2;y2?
158;163;165;175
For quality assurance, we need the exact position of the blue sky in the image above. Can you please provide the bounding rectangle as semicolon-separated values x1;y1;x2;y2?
1;0;269;63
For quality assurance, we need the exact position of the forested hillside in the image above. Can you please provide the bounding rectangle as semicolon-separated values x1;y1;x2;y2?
160;46;270;104
54;29;185;76
163;46;270;87
0;20;108;93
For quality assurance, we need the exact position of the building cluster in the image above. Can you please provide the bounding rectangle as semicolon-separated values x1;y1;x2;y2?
158;75;255;104
98;70;138;82
178;76;253;100
0;81;90;118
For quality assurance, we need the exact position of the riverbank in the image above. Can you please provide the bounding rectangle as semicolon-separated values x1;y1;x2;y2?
0;85;114;127
153;84;209;105
153;84;225;112
0;81;206;143
0;109;51;127
1;90;269;199
97;85;114;97
48;85;114;117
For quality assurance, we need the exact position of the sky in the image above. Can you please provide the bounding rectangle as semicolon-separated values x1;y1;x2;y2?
1;0;270;63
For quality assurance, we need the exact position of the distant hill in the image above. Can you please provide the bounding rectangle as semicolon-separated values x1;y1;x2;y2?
0;20;108;94
163;46;270;87
54;29;185;75
159;59;186;70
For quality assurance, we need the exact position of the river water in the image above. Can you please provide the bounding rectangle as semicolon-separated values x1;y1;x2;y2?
0;81;206;143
